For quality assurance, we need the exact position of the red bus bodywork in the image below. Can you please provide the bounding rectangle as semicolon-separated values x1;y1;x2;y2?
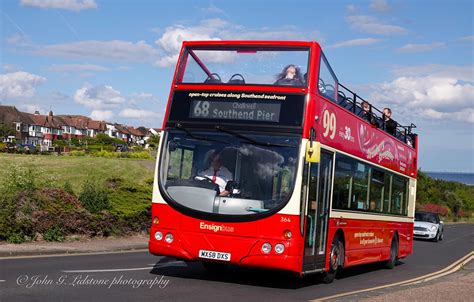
149;41;417;276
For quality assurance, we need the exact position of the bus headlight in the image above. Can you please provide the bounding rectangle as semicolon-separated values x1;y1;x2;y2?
165;233;174;243
283;230;292;239
275;243;285;254
153;217;160;225
154;231;163;241
261;243;272;254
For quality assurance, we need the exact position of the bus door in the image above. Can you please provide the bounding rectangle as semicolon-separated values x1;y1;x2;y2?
303;150;334;271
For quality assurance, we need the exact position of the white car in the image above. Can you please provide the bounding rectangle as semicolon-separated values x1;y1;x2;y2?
413;211;444;242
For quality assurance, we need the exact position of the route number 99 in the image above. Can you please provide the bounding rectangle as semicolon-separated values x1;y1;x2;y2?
193;101;210;117
322;110;336;139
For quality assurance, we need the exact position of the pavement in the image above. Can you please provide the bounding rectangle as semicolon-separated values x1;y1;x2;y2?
0;234;148;257
337;260;474;302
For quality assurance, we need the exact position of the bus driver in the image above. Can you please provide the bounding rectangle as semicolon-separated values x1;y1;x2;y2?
199;152;233;197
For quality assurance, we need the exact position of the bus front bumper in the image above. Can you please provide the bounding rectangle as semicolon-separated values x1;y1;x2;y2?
148;229;302;273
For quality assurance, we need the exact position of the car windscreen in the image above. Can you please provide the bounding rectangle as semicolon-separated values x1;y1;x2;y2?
415;212;438;223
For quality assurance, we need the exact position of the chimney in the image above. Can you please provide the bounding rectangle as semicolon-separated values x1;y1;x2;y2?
49;110;53;117
34;110;40;115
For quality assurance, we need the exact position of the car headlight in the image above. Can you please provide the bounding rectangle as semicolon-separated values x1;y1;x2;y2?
430;225;438;232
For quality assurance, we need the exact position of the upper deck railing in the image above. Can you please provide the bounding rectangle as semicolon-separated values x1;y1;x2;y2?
331;83;417;148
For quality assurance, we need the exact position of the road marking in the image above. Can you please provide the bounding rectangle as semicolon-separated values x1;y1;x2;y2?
314;251;474;301
0;280;6;282
62;260;186;273
0;249;148;260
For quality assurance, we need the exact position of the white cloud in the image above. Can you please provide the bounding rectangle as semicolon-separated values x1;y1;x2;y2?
2;64;20;73
11;39;159;63
74;84;125;110
119;108;160;119
154;18;315;67
328;38;383;49
369;0;391;12
346;15;406;35
459;35;474;42
0;71;46;99
90;110;114;121
396;42;445;53
18;104;45;114
130;92;155;100
368;74;474;123
201;4;225;14
346;5;358;14
20;0;97;12
391;64;474;82
48;64;109;72
154;19;223;67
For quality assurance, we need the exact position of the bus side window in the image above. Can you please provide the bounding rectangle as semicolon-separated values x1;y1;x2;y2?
391;176;406;215
370;169;384;212
318;53;338;102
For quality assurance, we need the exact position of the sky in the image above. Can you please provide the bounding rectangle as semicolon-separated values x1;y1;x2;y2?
0;0;473;172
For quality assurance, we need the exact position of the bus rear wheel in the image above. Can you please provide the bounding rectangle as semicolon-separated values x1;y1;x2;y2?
385;236;398;269
323;236;344;283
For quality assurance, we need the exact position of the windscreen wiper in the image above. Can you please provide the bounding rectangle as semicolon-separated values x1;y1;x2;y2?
215;126;294;147
169;123;229;144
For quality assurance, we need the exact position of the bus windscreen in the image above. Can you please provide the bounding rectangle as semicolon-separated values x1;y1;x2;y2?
178;47;310;87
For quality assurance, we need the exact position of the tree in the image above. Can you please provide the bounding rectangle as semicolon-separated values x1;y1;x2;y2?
0;123;15;139
147;134;160;149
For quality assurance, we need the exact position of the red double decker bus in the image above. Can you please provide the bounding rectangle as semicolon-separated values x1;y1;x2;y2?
149;41;418;282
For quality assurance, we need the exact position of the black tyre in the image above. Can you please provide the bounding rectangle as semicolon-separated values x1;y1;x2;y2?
440;230;444;241
385;236;398;269
323;236;344;283
432;231;440;242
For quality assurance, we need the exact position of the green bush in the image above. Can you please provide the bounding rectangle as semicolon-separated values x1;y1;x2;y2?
79;179;110;213
43;225;65;242
7;233;26;244
69;150;86;156
128;151;152;159
63;181;75;196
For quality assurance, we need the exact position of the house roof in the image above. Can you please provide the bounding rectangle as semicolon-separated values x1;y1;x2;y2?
0;105;36;125
27;112;63;129
56;115;107;131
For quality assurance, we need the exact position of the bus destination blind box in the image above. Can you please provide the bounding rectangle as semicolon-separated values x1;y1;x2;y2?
167;90;305;127
190;100;281;122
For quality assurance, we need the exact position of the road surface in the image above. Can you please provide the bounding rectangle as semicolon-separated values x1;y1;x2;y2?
1;224;472;301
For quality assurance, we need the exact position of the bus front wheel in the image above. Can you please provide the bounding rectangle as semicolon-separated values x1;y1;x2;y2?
323;236;344;283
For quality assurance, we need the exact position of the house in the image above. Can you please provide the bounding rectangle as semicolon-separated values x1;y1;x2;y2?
27;111;63;147
0;104;156;148
0;105;40;145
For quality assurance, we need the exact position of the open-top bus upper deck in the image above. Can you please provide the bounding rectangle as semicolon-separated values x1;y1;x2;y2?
164;40;417;179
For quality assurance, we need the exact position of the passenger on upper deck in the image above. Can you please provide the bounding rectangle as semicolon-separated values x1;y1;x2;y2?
274;64;304;86
361;101;378;127
383;108;397;136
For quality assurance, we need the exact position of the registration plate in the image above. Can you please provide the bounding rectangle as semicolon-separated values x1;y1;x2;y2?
199;250;231;261
414;231;424;235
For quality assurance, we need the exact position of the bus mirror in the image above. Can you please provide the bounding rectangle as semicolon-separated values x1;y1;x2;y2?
305;141;320;163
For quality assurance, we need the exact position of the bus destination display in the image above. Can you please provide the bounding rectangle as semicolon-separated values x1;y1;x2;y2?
190;100;281;122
